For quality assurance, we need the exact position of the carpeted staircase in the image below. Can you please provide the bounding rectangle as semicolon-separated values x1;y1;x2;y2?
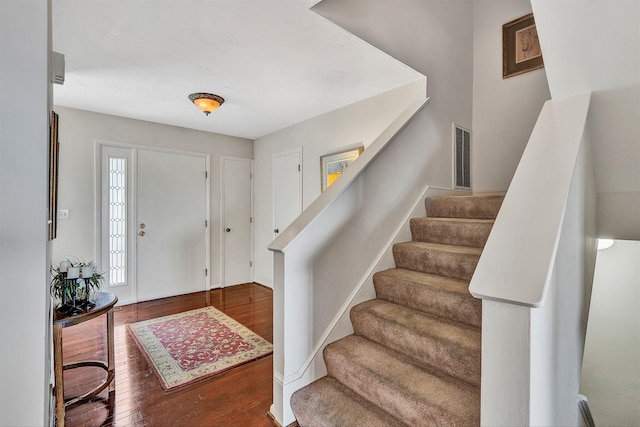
290;194;504;427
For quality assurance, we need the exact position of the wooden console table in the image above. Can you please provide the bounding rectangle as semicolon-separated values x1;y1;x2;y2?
53;292;118;427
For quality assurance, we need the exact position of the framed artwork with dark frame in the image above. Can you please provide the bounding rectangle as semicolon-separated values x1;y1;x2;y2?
320;146;364;192
503;13;544;78
48;111;60;240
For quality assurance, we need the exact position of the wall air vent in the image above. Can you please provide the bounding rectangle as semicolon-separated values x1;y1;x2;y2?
51;51;65;85
453;123;471;189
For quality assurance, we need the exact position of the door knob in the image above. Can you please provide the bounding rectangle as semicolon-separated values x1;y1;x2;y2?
138;231;146;236
274;228;279;234
139;223;145;229
225;228;231;232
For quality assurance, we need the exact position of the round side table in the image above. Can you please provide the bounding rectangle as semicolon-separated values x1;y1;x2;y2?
53;292;118;427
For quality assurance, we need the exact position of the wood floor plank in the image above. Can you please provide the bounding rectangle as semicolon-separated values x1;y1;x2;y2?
59;283;273;427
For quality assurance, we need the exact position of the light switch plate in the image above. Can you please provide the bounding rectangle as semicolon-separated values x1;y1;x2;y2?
57;209;69;220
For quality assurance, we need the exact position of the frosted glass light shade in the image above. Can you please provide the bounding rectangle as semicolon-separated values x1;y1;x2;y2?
597;238;614;250
189;93;225;116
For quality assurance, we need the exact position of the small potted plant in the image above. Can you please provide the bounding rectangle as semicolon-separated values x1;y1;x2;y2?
51;259;104;314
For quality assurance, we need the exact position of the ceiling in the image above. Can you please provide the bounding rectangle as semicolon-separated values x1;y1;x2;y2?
532;0;639;194
52;0;423;140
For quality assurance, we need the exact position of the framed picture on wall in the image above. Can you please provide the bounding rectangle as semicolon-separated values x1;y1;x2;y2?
320;146;364;192
48;111;60;240
503;13;544;78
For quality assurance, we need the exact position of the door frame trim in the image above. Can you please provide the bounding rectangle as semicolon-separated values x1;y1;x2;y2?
219;156;254;288
94;140;211;303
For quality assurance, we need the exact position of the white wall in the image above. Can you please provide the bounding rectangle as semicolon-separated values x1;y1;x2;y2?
257;0;477;288
532;0;640;240
315;0;550;193
472;0;551;191
580;239;640;427
52;107;253;294
267;2;474;423
551;135;597;426
253;81;425;286
597;191;640;239
313;0;474;170
0;0;51;425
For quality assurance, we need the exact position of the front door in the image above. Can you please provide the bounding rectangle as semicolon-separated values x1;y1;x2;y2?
136;149;207;301
99;144;208;304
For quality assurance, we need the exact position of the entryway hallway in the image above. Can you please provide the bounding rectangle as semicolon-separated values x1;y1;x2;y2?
60;283;273;427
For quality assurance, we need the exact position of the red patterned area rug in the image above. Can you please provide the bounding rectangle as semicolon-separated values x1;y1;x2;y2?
128;306;272;391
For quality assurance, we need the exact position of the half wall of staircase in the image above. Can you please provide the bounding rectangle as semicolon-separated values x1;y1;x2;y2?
268;96;440;426
470;92;597;426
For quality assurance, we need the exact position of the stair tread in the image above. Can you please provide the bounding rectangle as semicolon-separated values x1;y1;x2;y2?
351;300;481;386
353;299;480;349
376;268;472;295
291;377;409;427
325;335;480;426
426;194;504;219
393;242;482;281
394;241;483;255
412;217;495;224
430;194;504;199
374;268;482;328
410;217;494;248
428;194;504;201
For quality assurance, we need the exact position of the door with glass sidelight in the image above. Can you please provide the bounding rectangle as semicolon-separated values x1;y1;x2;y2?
99;144;209;305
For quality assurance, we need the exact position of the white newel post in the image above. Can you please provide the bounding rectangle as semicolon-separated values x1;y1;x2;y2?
271;251;285;425
272;246;316;427
481;301;534;426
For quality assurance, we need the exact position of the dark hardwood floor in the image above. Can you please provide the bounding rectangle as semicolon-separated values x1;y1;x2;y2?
60;283;273;427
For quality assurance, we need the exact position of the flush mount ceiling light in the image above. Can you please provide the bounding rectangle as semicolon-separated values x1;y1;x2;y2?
597;238;614;250
188;92;225;116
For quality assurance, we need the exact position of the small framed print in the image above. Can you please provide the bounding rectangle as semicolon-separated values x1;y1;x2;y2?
320;146;363;192
503;13;544;78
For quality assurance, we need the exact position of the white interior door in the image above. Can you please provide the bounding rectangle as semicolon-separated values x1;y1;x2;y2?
222;157;252;287
273;148;302;239
137;149;207;301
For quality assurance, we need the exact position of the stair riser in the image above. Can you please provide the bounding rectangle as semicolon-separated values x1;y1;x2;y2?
426;196;503;219
393;245;480;281
351;308;480;387
374;272;481;328
324;344;478;427
291;377;407;427
410;218;493;248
